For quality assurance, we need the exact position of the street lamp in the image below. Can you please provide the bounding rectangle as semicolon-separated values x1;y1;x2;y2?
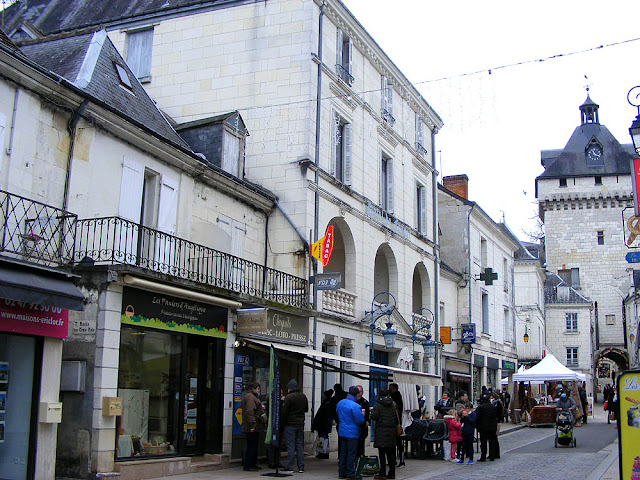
523;327;529;343
364;292;398;361
628;86;640;155
410;307;435;359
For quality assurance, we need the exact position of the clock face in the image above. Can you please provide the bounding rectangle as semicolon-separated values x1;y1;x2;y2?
587;144;603;163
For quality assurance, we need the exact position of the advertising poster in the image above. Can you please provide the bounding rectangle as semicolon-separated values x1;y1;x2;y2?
0;299;68;339
617;370;640;480
233;353;252;435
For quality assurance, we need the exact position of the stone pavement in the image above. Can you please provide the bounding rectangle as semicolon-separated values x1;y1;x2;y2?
143;406;621;480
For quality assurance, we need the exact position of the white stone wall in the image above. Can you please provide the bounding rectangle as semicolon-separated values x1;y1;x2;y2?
545;304;593;390
539;176;630;347
514;260;546;361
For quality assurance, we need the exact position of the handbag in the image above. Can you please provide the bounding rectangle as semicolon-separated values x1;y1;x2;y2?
395;406;403;436
603;400;608;411
356;455;380;476
313;435;329;455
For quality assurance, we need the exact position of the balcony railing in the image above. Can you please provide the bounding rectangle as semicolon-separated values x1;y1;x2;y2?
0;190;77;267
323;288;356;319
75;217;309;308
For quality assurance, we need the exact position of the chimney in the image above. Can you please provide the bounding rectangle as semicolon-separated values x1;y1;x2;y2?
443;174;469;199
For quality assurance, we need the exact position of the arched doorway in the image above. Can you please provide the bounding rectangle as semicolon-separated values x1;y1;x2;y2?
373;243;398;304
594;347;629;401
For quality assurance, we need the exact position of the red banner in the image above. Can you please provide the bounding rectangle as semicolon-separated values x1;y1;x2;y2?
0;298;68;338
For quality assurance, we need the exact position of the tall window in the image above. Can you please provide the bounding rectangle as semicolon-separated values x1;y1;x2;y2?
416;183;427;235
503;308;510;343
597;230;604;245
415;112;426;155
126;28;153;81
503;258;509;292
336;28;353;85
331;112;352;185
558;268;580;288
565;312;578;332
480;237;488;268
381;75;394;125
566;347;578;367
380;152;393;213
482;292;489;334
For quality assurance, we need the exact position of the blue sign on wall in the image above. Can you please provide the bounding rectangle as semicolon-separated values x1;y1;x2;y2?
461;323;476;344
626;251;640;263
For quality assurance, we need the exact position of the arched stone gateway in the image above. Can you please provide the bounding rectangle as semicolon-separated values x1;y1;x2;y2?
595;347;629;371
594;347;629;400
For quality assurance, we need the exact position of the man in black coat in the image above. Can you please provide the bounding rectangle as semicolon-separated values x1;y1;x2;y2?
578;384;588;424
475;395;498;462
500;388;511;423
389;383;404;467
355;385;370;457
281;379;308;473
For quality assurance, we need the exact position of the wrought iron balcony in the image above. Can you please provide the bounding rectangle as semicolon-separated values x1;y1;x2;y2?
75;217;309;308
0;190;77;267
335;64;354;86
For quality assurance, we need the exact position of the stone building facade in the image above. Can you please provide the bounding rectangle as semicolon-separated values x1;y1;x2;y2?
536;95;635;393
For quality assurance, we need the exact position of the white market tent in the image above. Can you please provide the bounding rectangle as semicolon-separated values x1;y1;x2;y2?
511;354;586;382
501;365;529;385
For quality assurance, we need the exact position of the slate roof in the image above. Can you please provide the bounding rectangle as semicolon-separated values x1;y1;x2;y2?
18;30;189;150
2;0;238;36
537;95;635;180
544;273;591;305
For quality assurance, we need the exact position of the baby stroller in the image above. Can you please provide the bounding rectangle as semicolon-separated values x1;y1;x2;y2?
554;411;576;448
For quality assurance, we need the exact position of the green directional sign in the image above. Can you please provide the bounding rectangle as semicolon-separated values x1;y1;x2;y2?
479;267;498;286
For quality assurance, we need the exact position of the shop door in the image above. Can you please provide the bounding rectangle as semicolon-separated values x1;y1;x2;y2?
181;336;208;454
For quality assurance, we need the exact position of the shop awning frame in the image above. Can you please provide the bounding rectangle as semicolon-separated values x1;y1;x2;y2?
0;264;85;311
245;338;442;386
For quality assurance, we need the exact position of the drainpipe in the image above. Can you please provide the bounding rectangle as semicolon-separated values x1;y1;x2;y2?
62;100;89;212
6;87;19;157
467;202;476;397
310;0;325;417
431;129;440;403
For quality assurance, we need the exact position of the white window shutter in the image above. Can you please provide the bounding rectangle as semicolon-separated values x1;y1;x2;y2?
387;158;394;213
381;76;387;112
387;81;393;116
155;174;178;273
119;157;144;222
222;130;240;177
331;112;338;176
420;186;427;235
127;29;153;79
343;122;352;186
379;154;383;206
336;28;343;72
416;112;423;147
347;36;353;77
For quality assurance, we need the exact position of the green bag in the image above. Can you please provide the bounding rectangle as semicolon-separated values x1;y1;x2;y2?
356;455;380;476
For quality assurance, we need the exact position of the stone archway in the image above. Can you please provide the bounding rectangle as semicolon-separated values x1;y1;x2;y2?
594;347;629;400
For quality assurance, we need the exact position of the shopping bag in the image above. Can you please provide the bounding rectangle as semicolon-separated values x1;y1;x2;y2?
356;456;380;476
313;436;329;455
603;401;608;411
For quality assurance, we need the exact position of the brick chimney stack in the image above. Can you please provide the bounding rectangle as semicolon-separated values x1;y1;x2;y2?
443;175;469;200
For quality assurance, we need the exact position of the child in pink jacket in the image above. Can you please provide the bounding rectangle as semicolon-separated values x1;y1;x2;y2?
444;409;462;462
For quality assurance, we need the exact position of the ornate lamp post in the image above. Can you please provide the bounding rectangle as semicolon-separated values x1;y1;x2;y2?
364;292;398;362
628;86;640;155
410;307;436;360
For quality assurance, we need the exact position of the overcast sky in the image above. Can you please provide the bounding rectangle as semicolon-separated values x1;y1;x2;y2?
341;0;640;241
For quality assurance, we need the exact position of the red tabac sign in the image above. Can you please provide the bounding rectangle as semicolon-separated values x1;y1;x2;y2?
0;298;68;338
632;158;640;216
310;225;335;267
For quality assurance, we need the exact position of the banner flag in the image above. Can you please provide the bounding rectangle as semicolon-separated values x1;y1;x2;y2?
265;345;281;447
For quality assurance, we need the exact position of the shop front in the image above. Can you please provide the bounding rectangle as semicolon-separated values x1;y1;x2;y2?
443;357;471;398
116;286;228;459
487;357;500;392
473;354;484;400
232;308;309;460
0;262;85;479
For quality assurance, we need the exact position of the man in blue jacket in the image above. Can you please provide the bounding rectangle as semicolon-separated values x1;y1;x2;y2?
337;386;365;479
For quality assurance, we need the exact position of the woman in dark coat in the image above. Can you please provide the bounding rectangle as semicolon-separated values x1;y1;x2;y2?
311;389;334;459
604;383;615;424
370;388;398;479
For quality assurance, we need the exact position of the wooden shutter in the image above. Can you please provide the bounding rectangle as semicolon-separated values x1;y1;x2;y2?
387;158;394;213
343;122;352;186
127;29;153;78
336;28;343;73
387;80;393;116
222;130;240;177
118;157;144;264
331;112;338;176
155;174;178;273
381;75;388;112
415;112;423;148
419;186;427;235
347;36;353;79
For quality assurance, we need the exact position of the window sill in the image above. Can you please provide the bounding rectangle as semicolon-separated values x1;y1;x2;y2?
564;331;580;335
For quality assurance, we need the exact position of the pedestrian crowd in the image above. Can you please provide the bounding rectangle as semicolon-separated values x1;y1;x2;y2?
242;380;511;477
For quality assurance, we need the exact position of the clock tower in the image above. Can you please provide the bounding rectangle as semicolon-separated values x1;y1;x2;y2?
535;94;636;393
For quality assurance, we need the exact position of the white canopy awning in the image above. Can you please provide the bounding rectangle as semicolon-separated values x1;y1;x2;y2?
245;338;442;387
511;354;586;382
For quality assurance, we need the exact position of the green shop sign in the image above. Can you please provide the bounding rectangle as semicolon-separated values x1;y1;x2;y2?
502;360;516;371
121;286;228;338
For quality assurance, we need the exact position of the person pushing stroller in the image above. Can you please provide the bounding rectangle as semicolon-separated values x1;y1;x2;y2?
555;389;577;423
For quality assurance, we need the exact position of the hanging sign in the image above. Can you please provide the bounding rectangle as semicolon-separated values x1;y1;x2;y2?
310;225;335;267
631;158;640;216
461;323;476;344
439;326;451;344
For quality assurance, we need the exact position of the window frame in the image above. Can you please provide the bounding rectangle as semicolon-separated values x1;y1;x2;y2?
379;151;394;213
565;312;578;332
331;111;352;185
335;28;353;86
416;182;427;235
481;292;489;334
566;347;579;367
597;230;604;245
559;178;567;188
